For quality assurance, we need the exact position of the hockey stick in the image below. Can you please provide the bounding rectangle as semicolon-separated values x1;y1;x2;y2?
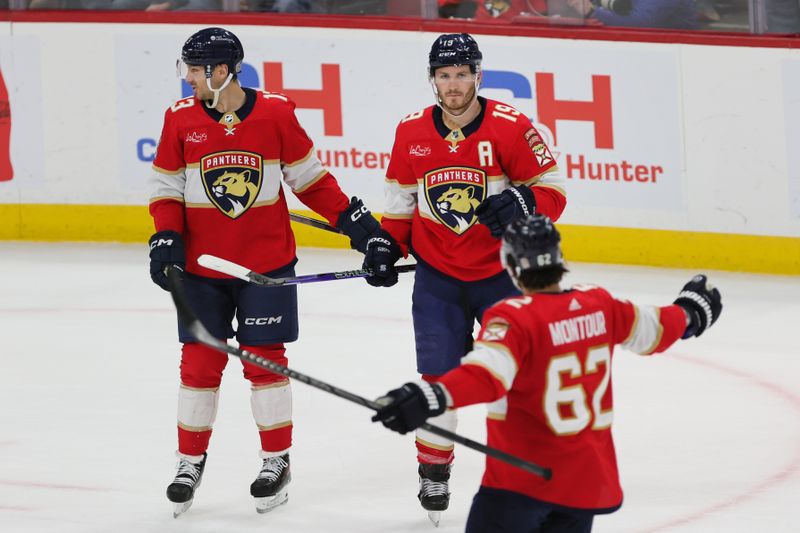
289;212;342;234
166;268;551;480
197;254;416;287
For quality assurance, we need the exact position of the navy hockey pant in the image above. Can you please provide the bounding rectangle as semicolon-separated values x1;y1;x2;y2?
411;261;519;376
466;487;595;533
177;263;299;345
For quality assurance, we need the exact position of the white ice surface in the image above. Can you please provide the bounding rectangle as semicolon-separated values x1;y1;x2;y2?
1;243;798;533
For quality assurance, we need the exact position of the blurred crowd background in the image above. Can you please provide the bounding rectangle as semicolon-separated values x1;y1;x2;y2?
0;1;797;37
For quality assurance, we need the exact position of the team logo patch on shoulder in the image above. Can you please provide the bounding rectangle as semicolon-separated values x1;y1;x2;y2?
524;128;542;146
481;319;510;341
200;151;263;219
531;142;553;167
424;166;487;234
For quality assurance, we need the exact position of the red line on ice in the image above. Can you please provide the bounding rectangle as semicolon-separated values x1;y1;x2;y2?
0;480;111;492
642;354;800;532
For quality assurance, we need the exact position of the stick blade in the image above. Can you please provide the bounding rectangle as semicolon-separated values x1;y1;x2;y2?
197;254;252;281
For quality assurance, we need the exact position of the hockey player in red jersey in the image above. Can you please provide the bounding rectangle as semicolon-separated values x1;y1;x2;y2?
147;27;379;517
373;214;722;532
362;33;567;521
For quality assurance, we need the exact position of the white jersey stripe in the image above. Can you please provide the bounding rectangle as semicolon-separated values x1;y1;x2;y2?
463;343;519;391
621;304;664;355
384;179;417;217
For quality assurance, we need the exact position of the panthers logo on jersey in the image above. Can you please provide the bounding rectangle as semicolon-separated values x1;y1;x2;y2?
424;166;487;235
200;150;263;219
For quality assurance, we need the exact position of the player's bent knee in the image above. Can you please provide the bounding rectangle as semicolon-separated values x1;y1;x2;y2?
240;343;287;385
180;342;227;388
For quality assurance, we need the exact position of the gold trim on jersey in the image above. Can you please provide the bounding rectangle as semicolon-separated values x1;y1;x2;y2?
180;384;219;392
152;164;185;175
642;307;664;355
445;128;466;148
257;421;293;431
473;341;518;372
462;360;512;392
523;165;561;185
184;197;281;209
532;182;567;197
283;147;315;168
251;380;290;391
382;212;414;220
251;197;282;208
292;169;328;194
177;422;212;433
418;210;441;224
149;195;185;205
415;437;455;452
219;111;242;132
385;177;418;189
622;304;640;347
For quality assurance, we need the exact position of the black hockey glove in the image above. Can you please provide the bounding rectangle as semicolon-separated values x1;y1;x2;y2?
148;230;185;291
674;275;722;339
362;230;402;288
475;185;536;238
372;381;448;434
336;196;380;254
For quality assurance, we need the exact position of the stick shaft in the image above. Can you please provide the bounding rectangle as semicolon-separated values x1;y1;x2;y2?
289;212;342;234
198;254;415;287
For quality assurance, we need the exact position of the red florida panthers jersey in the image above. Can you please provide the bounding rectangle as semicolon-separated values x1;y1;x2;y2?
382;97;566;282
439;286;688;512
148;88;349;278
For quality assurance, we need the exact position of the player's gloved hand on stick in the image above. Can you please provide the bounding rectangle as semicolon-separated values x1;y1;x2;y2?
673;274;722;339
362;230;402;287
149;230;185;291
336;196;380;254
476;185;536;238
372;381;448;434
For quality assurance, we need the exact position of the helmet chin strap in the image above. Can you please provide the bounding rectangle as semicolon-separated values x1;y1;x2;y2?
204;72;234;109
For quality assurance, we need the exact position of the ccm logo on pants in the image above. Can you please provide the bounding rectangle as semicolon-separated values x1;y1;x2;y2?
244;316;283;325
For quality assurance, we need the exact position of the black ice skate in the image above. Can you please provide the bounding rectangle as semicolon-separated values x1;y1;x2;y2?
250;453;291;514
418;463;451;527
166;452;207;518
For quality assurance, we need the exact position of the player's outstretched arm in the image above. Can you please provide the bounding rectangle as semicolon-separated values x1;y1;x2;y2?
335;196;380;254
475;185;536;238
673;275;722;339
372;381;448;434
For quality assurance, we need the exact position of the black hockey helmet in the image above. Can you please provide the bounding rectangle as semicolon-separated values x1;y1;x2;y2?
501;215;564;278
181;27;244;77
428;33;482;77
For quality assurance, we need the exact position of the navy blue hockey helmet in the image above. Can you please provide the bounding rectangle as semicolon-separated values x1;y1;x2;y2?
181;27;244;77
428;33;482;77
501;215;564;277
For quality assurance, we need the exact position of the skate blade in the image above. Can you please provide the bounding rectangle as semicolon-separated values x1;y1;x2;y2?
427;511;441;527
172;499;193;518
254;489;289;514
